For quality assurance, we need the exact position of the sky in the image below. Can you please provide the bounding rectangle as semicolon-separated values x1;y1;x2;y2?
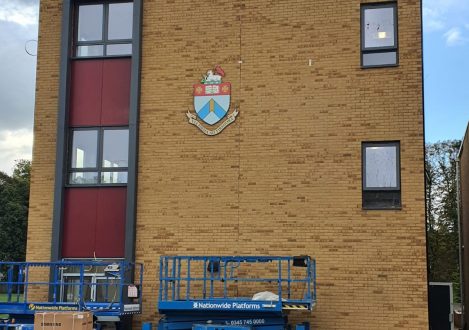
0;1;468;174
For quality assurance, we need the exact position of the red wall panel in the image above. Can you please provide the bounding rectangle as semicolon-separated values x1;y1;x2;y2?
101;59;131;125
69;60;103;126
69;58;130;127
62;187;126;258
62;188;98;257
95;187;126;257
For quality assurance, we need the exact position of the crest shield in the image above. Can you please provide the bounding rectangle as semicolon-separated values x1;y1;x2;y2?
193;83;231;125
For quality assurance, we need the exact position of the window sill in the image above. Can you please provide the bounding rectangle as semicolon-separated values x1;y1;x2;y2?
362;206;402;211
65;184;128;188
71;55;132;61
361;63;399;69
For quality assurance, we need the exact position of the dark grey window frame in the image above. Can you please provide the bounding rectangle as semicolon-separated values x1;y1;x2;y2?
362;141;401;210
67;126;129;186
360;2;399;68
74;0;133;58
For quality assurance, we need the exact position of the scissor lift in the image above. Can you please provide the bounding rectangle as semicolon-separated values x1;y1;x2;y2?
0;260;143;329
157;256;317;330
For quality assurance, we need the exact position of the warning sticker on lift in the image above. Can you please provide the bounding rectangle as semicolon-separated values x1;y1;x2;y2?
123;304;141;312
29;304;79;311
192;302;268;310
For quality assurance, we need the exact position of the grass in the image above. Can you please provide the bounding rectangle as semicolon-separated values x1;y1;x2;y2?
0;293;24;302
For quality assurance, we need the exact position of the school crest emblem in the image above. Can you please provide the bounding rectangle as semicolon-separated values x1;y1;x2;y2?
187;66;238;135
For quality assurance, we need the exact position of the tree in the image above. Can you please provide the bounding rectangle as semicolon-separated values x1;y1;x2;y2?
0;160;31;262
426;140;461;300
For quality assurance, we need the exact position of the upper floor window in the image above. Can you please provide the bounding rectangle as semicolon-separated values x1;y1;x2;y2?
75;2;133;57
362;141;401;209
361;2;398;68
69;128;129;185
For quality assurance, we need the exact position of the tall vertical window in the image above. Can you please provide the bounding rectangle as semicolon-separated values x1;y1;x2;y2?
75;2;133;57
362;142;401;209
361;2;398;67
69;128;129;185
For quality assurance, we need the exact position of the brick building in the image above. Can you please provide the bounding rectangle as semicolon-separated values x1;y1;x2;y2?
459;123;469;328
27;0;428;328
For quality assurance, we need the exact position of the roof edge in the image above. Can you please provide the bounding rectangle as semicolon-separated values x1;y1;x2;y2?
458;122;469;159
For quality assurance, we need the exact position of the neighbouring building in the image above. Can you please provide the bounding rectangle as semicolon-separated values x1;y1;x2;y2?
459;123;469;329
26;0;428;328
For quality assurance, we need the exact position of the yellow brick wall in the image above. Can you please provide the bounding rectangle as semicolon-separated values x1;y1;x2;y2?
27;0;427;328
25;0;62;300
136;0;427;328
26;1;61;262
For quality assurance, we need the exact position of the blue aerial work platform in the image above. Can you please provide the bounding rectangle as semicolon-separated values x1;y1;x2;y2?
0;260;143;329
156;256;317;330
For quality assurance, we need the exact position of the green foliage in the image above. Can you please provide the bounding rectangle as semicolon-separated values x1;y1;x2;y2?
0;160;31;262
426;140;461;302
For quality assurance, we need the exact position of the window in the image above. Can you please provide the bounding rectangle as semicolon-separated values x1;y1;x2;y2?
75;2;133;57
69;128;129;185
60;264;121;303
361;2;398;67
362;142;401;209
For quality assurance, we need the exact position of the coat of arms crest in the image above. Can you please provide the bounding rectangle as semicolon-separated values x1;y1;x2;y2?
187;65;238;135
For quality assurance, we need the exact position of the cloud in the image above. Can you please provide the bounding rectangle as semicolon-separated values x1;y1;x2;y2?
423;0;469;40
0;129;33;175
0;1;38;174
423;6;446;32
0;21;38;132
444;27;467;46
0;1;38;27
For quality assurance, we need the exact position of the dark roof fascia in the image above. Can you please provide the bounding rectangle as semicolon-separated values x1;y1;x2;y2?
458;122;469;160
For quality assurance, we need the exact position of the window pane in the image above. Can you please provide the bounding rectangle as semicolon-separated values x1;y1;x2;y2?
102;129;129;168
364;7;395;48
71;130;98;168
106;43;132;56
69;172;99;185
76;45;104;57
95;278;121;302
78;5;103;42
363;191;401;209
62;277;93;302
101;172;128;184
362;51;397;66
108;3;133;40
365;145;397;188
